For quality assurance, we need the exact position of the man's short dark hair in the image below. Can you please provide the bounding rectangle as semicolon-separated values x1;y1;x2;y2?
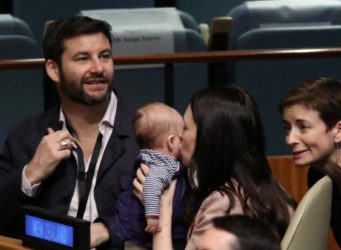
212;215;281;250
42;16;112;65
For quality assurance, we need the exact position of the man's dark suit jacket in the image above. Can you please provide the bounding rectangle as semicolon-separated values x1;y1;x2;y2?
0;91;139;249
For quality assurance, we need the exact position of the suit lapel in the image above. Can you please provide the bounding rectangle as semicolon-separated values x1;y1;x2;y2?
96;91;133;181
44;106;62;132
97;132;126;181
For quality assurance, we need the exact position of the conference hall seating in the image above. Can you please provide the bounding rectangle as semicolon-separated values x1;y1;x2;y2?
226;1;341;154
0;15;43;145
79;8;208;113
0;14;33;37
11;0;154;43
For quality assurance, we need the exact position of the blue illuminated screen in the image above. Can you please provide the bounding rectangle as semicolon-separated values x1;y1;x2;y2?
25;215;74;247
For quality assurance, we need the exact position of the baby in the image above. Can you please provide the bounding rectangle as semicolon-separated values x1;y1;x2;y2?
133;102;184;233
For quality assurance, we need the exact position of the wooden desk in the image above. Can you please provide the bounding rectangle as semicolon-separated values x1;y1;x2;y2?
0;235;32;250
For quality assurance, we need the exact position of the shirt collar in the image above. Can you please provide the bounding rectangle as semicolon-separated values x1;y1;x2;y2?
58;92;117;133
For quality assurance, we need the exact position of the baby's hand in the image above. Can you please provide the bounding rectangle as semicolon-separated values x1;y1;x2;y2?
145;217;161;234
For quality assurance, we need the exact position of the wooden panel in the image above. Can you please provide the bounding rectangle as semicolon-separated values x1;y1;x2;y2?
267;155;339;250
267;155;308;202
0;236;32;250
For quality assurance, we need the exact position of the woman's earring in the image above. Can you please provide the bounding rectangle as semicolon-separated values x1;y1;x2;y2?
192;169;199;189
188;166;199;189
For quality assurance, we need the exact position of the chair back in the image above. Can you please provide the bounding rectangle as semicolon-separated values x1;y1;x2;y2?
12;0;153;42
0;14;33;37
0;35;43;145
177;0;244;25
227;0;341;49
281;176;332;250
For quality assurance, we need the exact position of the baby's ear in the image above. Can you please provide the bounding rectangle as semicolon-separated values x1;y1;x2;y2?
334;121;341;143
167;134;176;151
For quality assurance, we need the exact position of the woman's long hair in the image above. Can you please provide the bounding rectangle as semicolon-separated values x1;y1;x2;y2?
184;85;296;238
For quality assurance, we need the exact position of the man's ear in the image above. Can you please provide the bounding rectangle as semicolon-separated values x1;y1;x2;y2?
334;121;341;143
45;59;60;83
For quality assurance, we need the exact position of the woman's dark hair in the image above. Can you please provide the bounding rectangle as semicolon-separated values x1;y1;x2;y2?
43;16;112;66
184;85;296;238
279;77;341;130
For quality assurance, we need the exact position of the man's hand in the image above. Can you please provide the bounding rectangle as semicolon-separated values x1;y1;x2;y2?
90;222;110;248
25;128;75;184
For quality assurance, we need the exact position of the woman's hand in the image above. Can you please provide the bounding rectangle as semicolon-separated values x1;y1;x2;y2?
133;163;149;203
160;179;177;210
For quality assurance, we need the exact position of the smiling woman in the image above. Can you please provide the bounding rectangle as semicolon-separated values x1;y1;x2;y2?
279;76;341;248
283;105;336;167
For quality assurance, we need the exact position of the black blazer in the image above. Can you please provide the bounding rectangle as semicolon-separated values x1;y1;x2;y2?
0;91;139;249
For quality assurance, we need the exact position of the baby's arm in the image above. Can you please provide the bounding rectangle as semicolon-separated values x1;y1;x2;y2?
143;164;171;233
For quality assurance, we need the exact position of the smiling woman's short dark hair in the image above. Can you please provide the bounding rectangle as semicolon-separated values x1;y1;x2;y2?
279;77;341;130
